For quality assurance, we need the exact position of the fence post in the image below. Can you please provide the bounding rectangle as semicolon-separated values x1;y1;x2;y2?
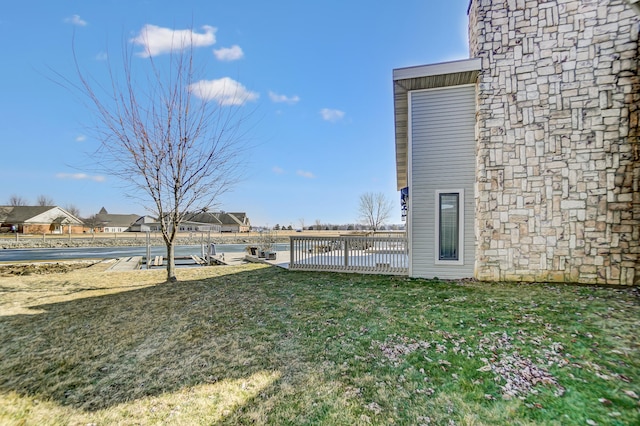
146;232;151;269
344;238;349;267
289;237;294;269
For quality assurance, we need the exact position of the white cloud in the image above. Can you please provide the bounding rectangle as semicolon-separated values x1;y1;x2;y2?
320;108;345;122
213;45;244;61
297;170;315;179
56;173;105;182
64;15;87;26
75;135;87;142
269;91;300;105
131;24;217;57
272;166;285;175
95;52;108;61
189;77;259;106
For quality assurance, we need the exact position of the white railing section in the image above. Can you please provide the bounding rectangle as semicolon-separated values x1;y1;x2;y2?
289;235;408;275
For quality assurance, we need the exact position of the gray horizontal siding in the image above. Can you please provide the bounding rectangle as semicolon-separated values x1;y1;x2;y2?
409;85;476;279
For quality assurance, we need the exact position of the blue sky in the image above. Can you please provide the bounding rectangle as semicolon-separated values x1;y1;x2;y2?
0;1;470;227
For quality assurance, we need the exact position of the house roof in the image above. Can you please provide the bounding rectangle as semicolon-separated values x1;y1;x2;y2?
132;215;156;225
95;213;141;228
217;212;249;226
393;58;481;190
0;206;55;222
0;206;84;225
183;212;223;225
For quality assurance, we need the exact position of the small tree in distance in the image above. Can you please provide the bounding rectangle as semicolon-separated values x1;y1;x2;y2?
37;195;55;206
358;192;393;232
7;195;28;206
64;204;81;218
83;214;105;233
63;29;251;282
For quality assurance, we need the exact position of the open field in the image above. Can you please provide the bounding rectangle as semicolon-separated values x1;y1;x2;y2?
0;264;638;425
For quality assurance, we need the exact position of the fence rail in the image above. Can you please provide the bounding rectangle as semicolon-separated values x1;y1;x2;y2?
289;235;408;275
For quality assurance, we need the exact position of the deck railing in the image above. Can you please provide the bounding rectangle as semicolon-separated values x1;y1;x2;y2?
289;235;408;275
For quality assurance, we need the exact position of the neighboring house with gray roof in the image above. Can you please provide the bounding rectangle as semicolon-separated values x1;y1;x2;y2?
91;207;141;233
133;212;222;233
183;212;223;233
120;210;249;233
216;212;251;233
0;206;84;234
129;216;157;232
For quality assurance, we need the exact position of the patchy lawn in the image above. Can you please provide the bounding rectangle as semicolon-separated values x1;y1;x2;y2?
0;264;638;425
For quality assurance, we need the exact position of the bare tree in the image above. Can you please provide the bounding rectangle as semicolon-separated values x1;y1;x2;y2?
358;192;393;232
37;195;55;206
64;204;81;218
7;195;28;206
65;32;250;282
83;214;104;233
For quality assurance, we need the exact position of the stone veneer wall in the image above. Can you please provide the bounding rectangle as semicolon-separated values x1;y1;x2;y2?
469;0;640;285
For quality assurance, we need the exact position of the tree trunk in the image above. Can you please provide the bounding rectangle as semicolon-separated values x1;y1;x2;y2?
166;241;177;283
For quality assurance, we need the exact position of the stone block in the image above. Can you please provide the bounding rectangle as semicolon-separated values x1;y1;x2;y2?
561;200;586;209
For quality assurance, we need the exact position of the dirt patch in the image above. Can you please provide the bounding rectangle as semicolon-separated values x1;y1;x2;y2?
0;262;96;277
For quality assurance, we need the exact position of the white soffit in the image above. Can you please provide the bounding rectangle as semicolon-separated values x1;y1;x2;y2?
393;58;482;81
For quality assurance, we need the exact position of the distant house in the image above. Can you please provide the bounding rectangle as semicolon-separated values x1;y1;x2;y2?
91;207;140;233
175;221;219;232
133;212;223;233
393;0;639;285
129;216;156;232
183;212;223;233
0;206;84;234
144;221;220;233
216;212;251;233
124;211;249;233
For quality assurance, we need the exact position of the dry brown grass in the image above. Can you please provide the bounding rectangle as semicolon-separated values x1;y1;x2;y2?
1;264;297;425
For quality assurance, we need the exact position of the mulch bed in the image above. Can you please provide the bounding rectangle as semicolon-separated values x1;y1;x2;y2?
0;262;93;276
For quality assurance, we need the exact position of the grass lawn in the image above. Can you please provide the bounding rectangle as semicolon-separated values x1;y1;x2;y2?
0;263;638;425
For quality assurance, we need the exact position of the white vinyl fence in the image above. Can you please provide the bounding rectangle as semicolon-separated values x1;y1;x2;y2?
289;235;408;275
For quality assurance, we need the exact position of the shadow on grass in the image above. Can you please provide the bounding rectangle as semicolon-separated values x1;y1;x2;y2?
2;266;639;425
0;266;325;420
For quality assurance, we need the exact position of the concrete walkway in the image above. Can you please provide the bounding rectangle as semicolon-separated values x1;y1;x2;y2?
103;251;291;272
242;251;290;269
106;256;143;271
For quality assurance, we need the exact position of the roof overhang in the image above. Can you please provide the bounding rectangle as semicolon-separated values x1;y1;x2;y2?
393;58;482;190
